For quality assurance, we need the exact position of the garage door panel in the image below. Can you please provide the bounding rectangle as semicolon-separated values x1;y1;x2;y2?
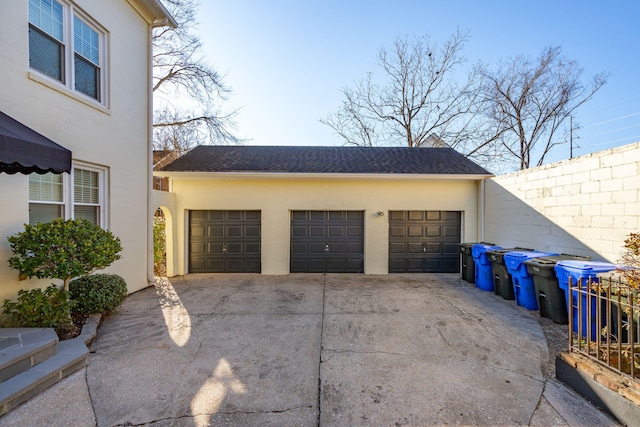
310;226;326;237
427;226;442;237
189;210;261;273
328;226;344;237
408;211;423;221
408;226;424;237
291;226;307;237
389;211;461;273
390;226;406;238
290;210;364;273
389;242;405;253
426;211;441;221
245;226;260;237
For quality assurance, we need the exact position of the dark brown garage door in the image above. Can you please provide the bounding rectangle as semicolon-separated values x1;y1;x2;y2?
189;210;261;273
389;211;461;273
290;211;364;273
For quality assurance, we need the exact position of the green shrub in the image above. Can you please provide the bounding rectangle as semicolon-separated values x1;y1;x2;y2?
8;219;122;290
153;215;166;275
69;274;128;316
2;285;73;334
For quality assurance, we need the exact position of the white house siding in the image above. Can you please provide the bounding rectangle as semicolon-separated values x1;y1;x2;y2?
0;1;158;301
484;141;640;263
163;176;481;275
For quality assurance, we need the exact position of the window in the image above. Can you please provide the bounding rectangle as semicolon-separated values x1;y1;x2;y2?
29;164;107;226
28;0;106;103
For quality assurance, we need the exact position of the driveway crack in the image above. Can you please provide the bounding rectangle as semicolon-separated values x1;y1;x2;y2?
316;273;327;427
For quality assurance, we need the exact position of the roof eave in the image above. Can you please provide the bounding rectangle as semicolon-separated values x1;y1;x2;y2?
132;0;177;27
153;171;494;180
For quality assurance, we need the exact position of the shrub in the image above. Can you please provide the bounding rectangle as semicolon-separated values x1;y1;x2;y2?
8;219;122;290
69;274;128;316
618;231;640;290
2;285;73;334
153;215;166;276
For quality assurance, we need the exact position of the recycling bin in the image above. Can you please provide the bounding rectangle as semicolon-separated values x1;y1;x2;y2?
555;260;616;340
487;247;533;300
524;254;590;324
472;243;502;291
504;250;558;310
597;271;639;344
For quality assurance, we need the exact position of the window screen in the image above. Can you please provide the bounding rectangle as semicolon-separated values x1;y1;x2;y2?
73;16;100;100
74;168;100;225
29;173;64;225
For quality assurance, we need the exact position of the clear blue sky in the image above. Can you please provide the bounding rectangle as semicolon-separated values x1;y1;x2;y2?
195;1;640;165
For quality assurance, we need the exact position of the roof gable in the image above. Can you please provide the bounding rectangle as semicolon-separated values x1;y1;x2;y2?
158;146;492;176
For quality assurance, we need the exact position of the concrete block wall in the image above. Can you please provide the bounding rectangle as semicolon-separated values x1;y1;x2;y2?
484;142;640;262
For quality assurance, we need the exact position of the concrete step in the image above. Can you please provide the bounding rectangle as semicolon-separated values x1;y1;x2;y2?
0;328;58;383
0;330;89;417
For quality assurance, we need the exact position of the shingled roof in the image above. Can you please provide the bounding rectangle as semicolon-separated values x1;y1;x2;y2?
158;145;492;176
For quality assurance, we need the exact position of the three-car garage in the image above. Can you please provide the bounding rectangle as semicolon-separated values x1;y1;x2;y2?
156;145;492;276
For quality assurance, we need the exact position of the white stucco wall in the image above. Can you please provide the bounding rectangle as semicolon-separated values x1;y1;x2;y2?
484;142;640;262
161;175;482;275
0;1;156;301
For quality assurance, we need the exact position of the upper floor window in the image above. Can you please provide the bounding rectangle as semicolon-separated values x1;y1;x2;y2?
28;0;106;103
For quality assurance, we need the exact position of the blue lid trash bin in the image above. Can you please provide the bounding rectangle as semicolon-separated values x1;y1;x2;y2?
459;242;494;284
524;254;590;324
504;250;558;310
472;244;502;291
555;260;616;340
487;247;534;300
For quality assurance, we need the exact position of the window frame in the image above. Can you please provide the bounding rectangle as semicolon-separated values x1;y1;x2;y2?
28;162;109;228
28;0;109;106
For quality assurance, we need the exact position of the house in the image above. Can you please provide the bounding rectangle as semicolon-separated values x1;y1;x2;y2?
0;0;176;303
154;145;493;276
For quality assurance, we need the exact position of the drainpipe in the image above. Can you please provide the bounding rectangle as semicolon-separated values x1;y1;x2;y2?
479;179;486;241
146;22;155;284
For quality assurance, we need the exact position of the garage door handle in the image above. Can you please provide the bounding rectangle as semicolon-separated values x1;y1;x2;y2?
222;243;227;254
325;244;330;253
422;243;427;253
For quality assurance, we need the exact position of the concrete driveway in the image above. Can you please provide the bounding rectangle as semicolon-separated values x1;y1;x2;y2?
2;273;619;426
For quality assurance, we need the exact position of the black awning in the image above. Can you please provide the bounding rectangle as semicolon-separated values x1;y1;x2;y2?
0;111;72;174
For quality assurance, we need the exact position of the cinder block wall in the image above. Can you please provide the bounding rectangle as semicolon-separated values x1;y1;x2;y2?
484;142;640;262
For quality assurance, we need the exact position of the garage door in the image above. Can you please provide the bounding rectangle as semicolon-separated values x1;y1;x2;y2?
189;210;261;273
290;210;364;273
389;211;461;273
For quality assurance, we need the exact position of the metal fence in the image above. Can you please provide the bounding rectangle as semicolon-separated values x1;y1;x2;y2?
568;275;639;381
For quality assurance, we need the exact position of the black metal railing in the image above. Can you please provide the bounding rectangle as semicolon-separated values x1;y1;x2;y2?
568;275;639;382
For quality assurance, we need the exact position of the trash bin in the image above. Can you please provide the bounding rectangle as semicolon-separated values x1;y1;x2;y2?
555;260;616;340
524;254;590;324
487;247;534;300
597;270;639;344
459;243;476;283
472;243;502;291
504;250;558;310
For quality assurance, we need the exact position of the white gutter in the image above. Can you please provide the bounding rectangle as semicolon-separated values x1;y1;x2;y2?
153;171;495;181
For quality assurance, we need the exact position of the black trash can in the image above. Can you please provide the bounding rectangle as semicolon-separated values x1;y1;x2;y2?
459;242;494;284
487;248;533;300
525;254;590;324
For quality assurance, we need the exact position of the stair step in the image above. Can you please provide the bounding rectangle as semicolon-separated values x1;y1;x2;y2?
0;338;88;417
0;329;58;383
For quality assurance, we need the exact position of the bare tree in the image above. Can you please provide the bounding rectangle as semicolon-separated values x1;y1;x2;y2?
477;46;608;169
321;30;487;153
152;0;239;156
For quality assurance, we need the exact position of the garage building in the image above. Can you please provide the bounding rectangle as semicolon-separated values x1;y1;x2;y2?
154;146;492;275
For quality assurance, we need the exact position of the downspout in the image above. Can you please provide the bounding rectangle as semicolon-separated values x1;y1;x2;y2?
146;22;155;284
479;179;486;241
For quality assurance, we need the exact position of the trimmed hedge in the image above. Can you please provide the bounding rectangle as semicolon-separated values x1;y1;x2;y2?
70;274;128;316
